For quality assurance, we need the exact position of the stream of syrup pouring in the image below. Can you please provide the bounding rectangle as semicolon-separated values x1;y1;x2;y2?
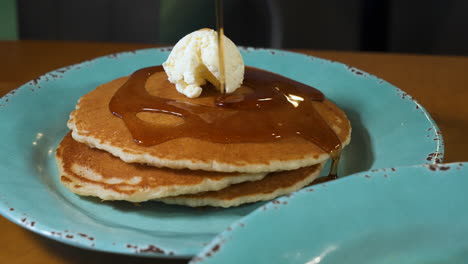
216;0;226;94
108;0;342;179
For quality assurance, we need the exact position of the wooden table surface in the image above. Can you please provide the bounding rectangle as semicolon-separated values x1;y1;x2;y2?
1;40;468;264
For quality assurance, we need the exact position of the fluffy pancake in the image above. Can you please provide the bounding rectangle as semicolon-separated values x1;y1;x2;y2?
159;163;323;208
68;71;351;173
56;133;267;202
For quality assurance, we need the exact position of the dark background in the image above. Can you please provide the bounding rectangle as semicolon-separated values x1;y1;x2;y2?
15;0;468;56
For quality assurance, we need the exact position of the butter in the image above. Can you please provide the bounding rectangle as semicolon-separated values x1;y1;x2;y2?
162;29;244;98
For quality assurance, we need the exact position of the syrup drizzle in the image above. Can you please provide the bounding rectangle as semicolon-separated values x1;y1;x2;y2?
109;66;342;162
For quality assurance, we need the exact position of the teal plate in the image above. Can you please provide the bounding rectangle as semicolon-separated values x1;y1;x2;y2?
0;48;443;258
193;162;468;264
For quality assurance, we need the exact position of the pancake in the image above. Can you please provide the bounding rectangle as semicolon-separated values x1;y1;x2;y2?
68;70;351;173
159;163;323;208
56;133;267;202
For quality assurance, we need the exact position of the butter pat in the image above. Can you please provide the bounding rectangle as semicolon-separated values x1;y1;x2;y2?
162;29;244;98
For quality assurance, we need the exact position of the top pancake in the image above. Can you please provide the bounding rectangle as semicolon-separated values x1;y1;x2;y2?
68;70;351;173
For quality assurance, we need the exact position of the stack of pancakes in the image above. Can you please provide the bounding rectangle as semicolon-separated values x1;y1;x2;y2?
56;70;351;207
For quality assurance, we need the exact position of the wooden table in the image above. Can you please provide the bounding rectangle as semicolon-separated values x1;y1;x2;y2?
1;41;468;263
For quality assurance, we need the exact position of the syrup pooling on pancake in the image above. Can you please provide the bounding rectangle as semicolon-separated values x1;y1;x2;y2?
109;66;342;156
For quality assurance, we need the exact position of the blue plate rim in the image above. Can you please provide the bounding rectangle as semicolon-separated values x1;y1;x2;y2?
0;47;445;258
